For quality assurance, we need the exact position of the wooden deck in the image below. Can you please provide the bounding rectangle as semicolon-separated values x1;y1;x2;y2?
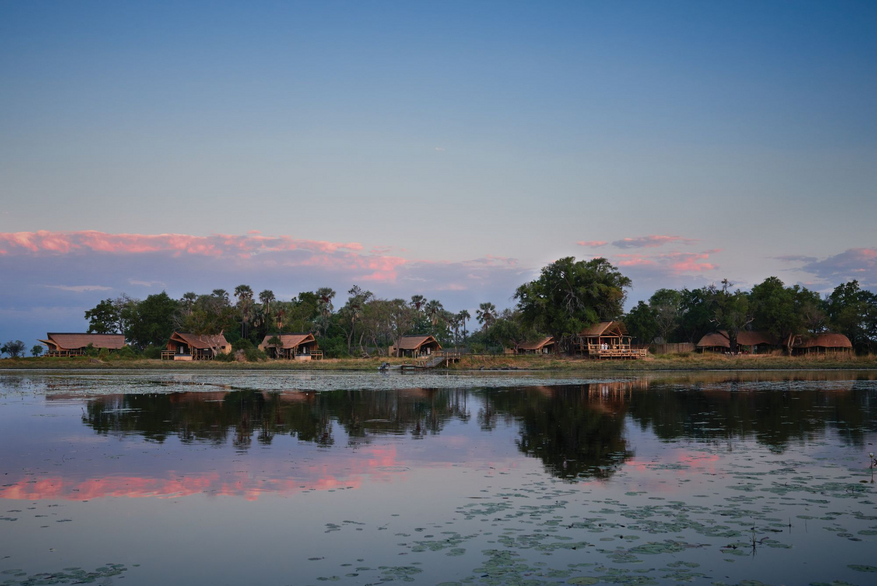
585;344;647;359
400;351;461;371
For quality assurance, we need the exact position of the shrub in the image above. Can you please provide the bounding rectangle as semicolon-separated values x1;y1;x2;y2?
142;345;162;360
244;347;267;362
118;346;137;359
233;338;255;351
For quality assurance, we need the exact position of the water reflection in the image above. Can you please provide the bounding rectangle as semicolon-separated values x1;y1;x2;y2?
627;379;877;449
73;377;877;484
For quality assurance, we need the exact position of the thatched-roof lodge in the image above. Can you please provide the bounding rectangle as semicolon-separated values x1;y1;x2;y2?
258;333;321;360
164;332;230;361
516;337;556;355
38;333;126;357
792;333;853;355
697;331;778;354
391;335;442;358
577;322;646;359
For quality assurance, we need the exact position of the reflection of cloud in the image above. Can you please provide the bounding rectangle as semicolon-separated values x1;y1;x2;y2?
611;235;697;249
44;284;112;292
0;445;400;502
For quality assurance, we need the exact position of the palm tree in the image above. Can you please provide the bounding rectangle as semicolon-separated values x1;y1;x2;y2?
457;310;471;340
235;284;254;339
410;295;426;312
316;287;336;336
259;289;276;331
212;289;229;304
425;299;444;333
181;292;197;315
275;306;287;334
476;302;497;330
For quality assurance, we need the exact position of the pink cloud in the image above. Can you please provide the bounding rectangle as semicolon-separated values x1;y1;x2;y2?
795;247;877;287
611;250;719;276
663;251;717;274
577;240;608;247
611;235;697;249
0;231;365;258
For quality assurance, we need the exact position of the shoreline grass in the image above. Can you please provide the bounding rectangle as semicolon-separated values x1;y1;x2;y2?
2;353;876;372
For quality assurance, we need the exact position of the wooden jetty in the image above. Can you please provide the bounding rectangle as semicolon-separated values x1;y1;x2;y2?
400;351;461;372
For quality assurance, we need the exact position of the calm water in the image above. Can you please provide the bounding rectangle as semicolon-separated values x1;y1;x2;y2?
1;370;876;586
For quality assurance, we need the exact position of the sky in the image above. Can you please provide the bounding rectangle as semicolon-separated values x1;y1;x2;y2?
1;0;876;346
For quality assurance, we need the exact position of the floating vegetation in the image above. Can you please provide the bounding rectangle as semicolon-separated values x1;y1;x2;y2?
847;564;877;572
0;564;127;585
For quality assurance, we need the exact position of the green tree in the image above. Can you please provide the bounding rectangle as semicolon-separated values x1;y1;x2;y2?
457;310;471;340
340;285;373;354
476;302;497;330
624;301;658;346
409;295;426;312
234;285;255;340
124;292;180;350
649;288;682;343
825;280;877;352
677;287;714;344
84;295;134;334
425;299;444;333
750;277;823;354
709;280;753;354
515;257;631;352
315;287;336;337
2;340;26;358
31;344;44;357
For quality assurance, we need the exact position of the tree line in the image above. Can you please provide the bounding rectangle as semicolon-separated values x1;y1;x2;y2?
624;277;877;354
6;256;870;359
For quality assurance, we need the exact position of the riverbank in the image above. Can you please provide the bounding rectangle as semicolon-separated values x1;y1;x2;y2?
2;353;876;371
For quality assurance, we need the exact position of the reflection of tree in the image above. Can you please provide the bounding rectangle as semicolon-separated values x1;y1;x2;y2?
627;378;877;451
76;375;877;474
82;388;471;449
486;384;634;481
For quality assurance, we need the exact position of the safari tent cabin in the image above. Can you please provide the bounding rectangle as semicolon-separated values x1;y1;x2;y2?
577;321;646;359
696;331;778;354
392;335;442;358
516;337;556;355
258;333;321;360
792;333;853;355
38;333;126;357
164;332;231;361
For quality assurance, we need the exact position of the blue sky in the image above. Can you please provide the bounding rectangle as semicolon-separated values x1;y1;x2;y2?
1;1;876;345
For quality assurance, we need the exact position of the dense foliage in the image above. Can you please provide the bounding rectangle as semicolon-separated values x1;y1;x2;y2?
70;256;877;359
625;277;877;354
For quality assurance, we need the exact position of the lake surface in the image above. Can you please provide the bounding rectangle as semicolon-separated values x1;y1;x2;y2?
1;370;876;585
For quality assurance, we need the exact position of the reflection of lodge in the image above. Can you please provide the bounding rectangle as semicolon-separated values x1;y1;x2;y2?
515;337;556;355
258;333;322;360
162;332;231;361
38;333;126;357
576;322;647;359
